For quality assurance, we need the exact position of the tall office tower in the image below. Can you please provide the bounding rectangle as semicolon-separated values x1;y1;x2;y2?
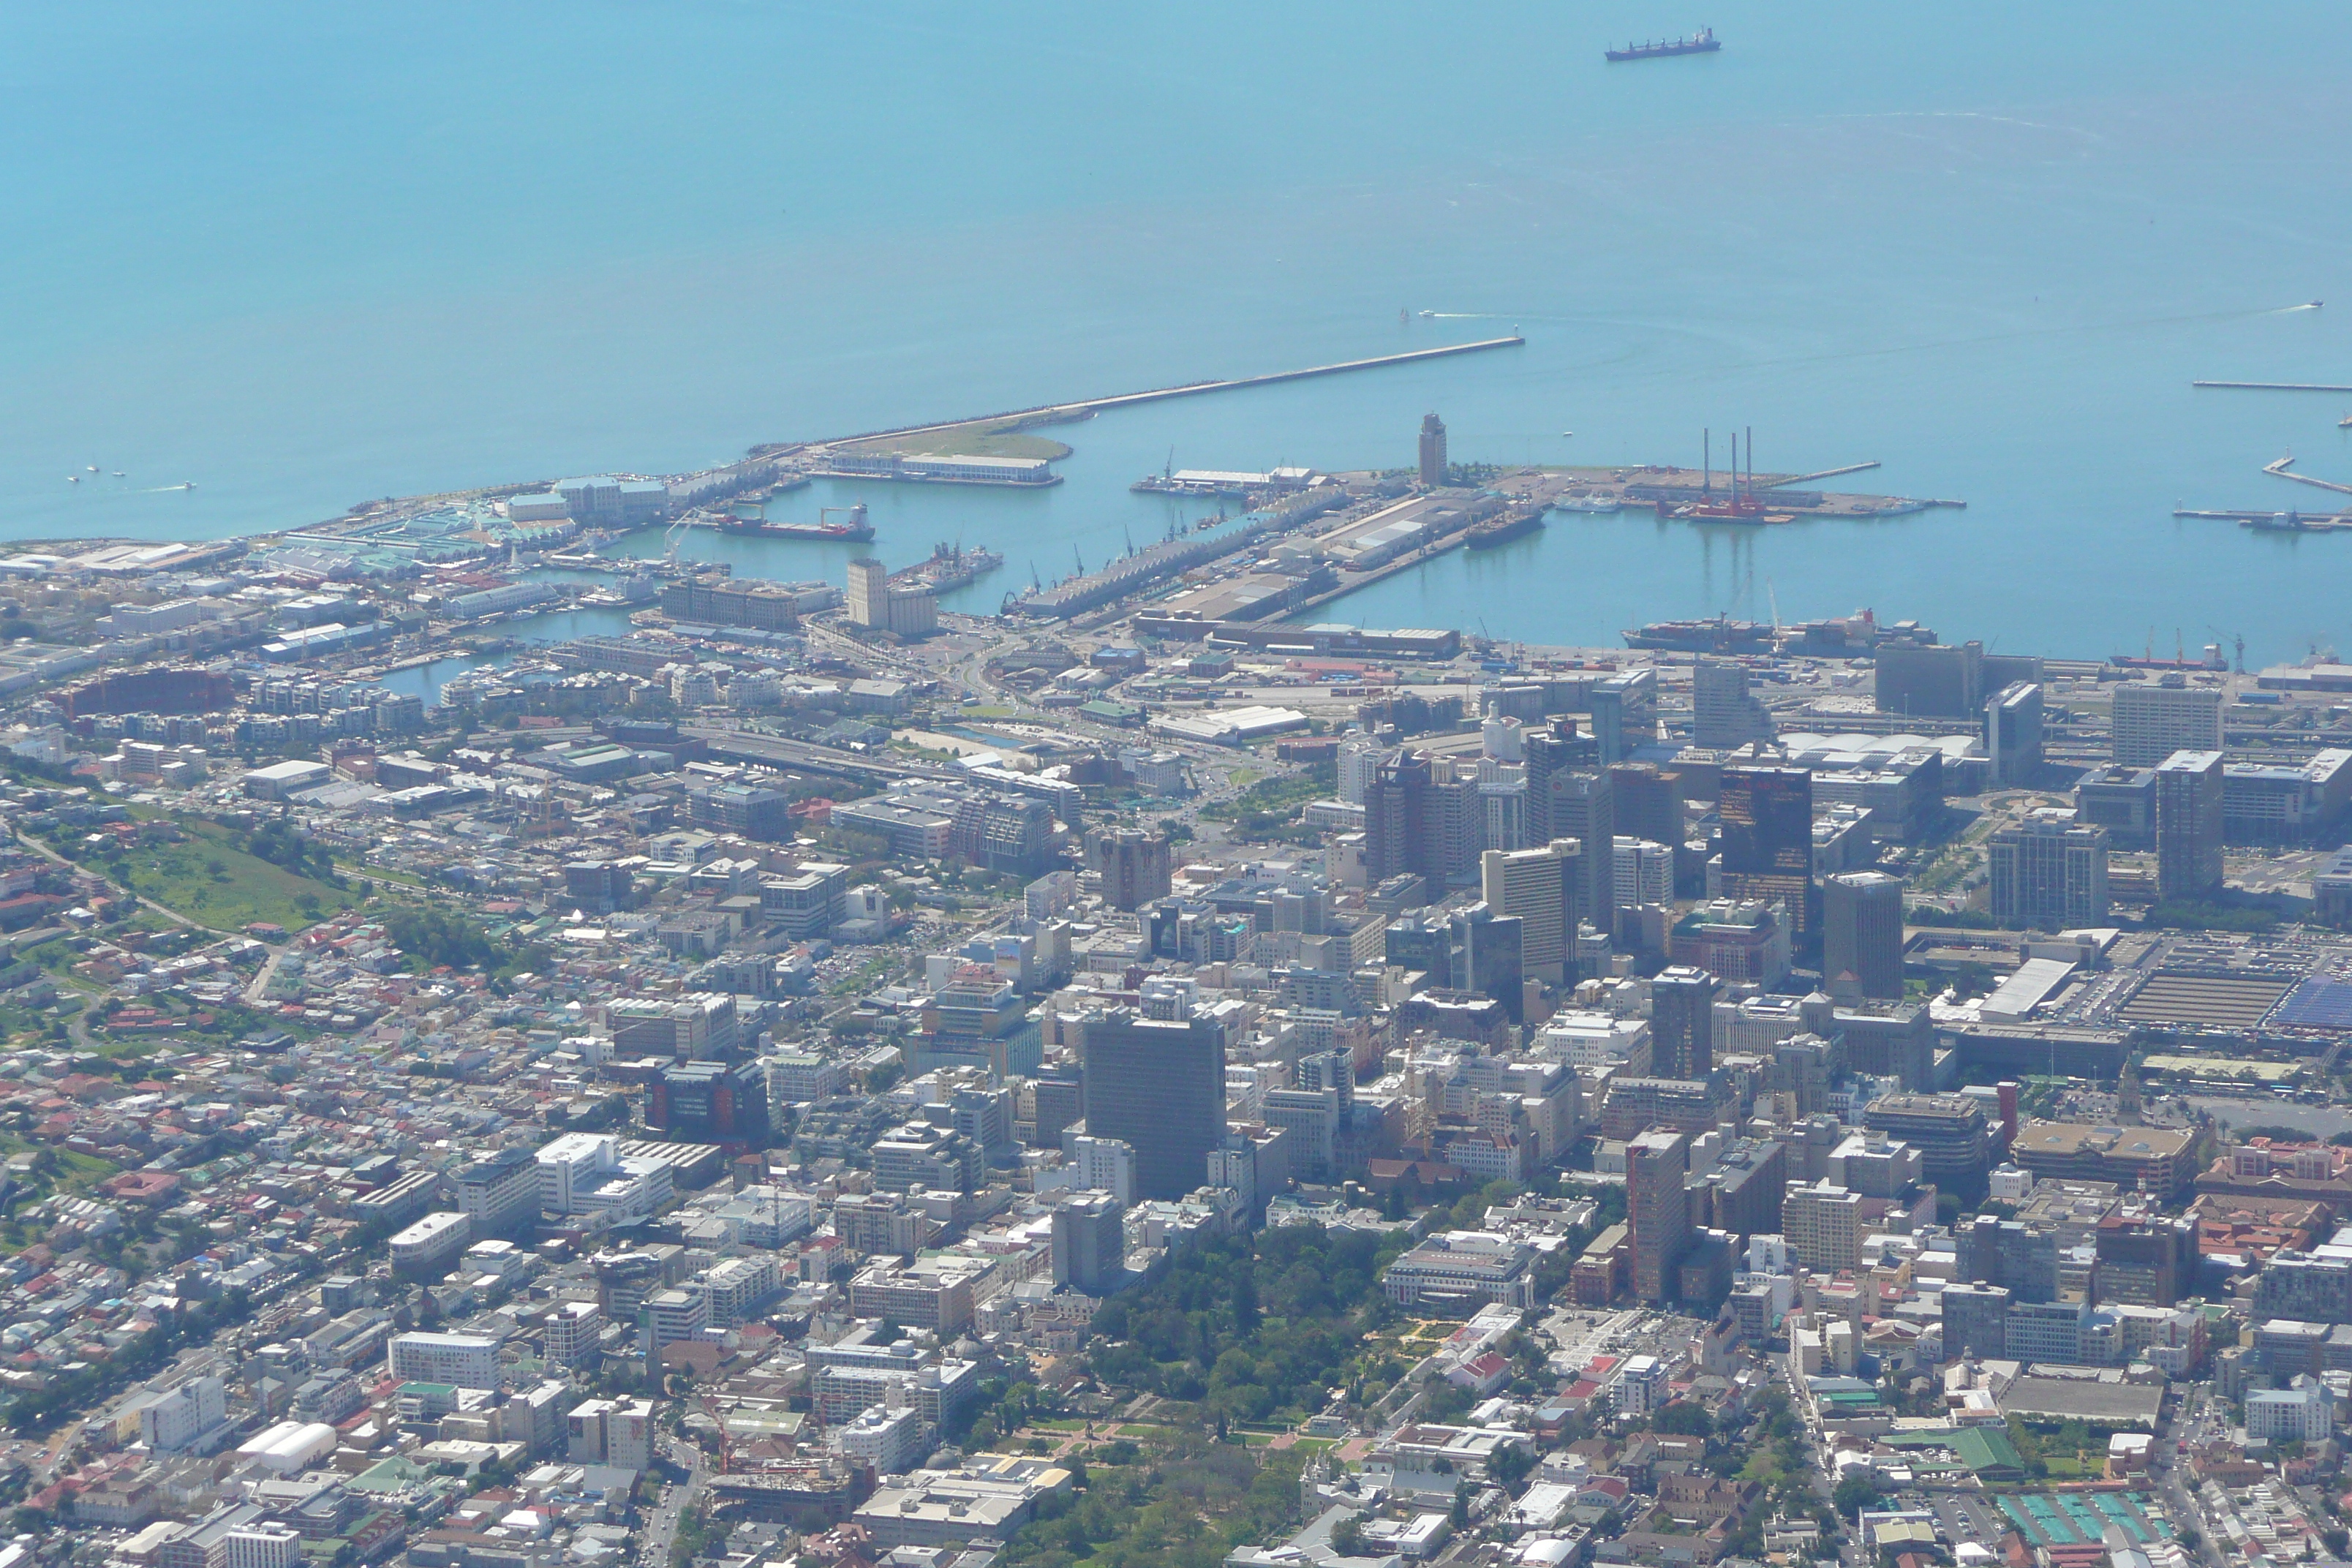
1986;682;2046;785
1337;734;1382;806
1430;761;1483;886
845;558;890;628
1449;903;1525;1022
1612;837;1675;908
1523;720;1597;843
1648;965;1720;1079
2155;750;2226;902
1365;750;1432;886
1822;871;1906;998
1719;765;1816;940
1875;640;1987;718
1479;768;1530;853
1417;412;1449;486
1482;842;1579;981
1545;767;1616;931
1627;1128;1693;1304
1988;809;2110;930
1085;826;1172;912
1588;668;1658;765
2113;682;2225;768
1051;1193;1126;1294
1610;761;1686;851
1081;1007;1227;1199
1692;659;1776;749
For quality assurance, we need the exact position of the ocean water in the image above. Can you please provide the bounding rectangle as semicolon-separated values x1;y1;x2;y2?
7;1;2352;663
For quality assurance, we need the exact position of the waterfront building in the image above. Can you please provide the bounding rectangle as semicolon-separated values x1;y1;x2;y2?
2154;750;2225;902
1417;412;1448;486
846;557;938;638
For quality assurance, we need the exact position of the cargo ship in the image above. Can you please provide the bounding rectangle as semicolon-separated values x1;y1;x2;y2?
1466;505;1547;549
1779;608;1940;658
716;500;875;543
1606;27;1719;61
1623;614;1774;655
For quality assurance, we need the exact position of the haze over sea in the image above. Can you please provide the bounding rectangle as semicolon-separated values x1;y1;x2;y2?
10;1;2352;665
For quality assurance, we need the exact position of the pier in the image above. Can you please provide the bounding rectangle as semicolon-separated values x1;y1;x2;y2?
2195;380;2352;392
755;337;1526;461
2264;456;2352;497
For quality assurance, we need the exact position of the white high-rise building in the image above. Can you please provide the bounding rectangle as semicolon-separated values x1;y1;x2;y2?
1064;1134;1136;1208
388;1332;502;1390
2111;682;2224;768
1338;735;1382;806
536;1132;622;1215
225;1529;303;1568
140;1376;228;1452
1612;836;1674;908
1781;1179;1864;1273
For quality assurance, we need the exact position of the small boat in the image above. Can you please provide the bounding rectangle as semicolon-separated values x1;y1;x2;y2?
111;471;124;478
85;464;97;473
66;475;78;483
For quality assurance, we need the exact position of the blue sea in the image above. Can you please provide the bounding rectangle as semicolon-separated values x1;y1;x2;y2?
8;1;2352;664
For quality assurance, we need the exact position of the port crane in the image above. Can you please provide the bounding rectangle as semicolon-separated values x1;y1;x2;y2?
662;516;693;568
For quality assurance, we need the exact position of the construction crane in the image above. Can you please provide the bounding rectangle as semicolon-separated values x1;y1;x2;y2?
663;516;693;568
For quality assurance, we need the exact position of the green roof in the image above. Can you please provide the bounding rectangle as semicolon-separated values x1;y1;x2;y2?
1955;1426;2026;1474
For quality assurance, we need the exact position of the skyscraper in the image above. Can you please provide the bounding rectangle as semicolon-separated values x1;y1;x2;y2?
1986;682;2046;785
1365;750;1432;887
2155;749;2225;902
1988;809;2109;930
1417;412;1448;487
1609;762;1686;853
1448;902;1526;1022
1587;668;1657;765
1481;840;1579;981
1719;765;1815;940
1544;768;1615;935
1524;720;1598;843
1648;965;1719;1079
1081;1007;1227;1200
1822;871;1905;999
1085;826;1172;912
2114;683;2225;769
1627;1128;1692;1304
1692;659;1775;749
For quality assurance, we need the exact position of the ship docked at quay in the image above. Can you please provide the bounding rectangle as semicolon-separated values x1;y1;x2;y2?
715;500;876;543
1605;27;1719;61
1623;608;1937;657
889;541;1003;595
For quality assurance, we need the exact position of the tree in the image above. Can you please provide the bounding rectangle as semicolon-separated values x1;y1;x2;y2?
1652;1401;1711;1438
1330;1515;1365;1557
1832;1473;1884;1520
1450;1482;1471;1530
